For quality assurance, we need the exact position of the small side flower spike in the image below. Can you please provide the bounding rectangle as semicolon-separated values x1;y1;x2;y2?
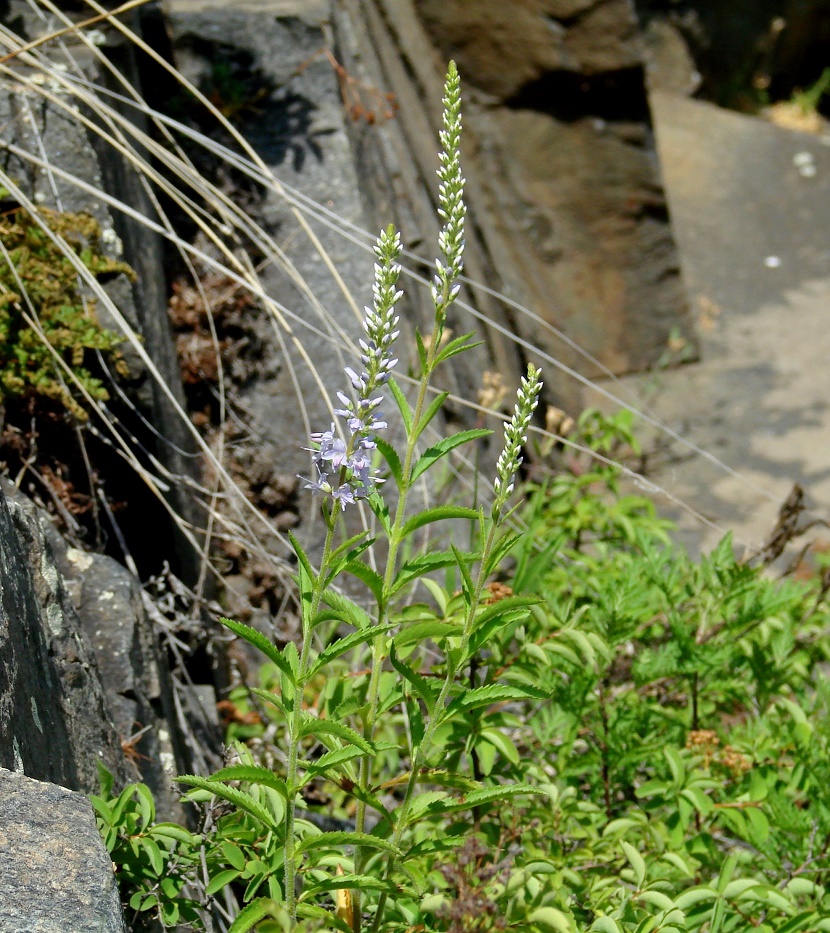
493;364;543;518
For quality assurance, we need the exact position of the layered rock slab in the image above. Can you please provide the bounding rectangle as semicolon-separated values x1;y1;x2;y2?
0;768;127;933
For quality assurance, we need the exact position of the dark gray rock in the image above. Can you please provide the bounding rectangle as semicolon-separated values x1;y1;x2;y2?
0;768;127;933
0;478;131;793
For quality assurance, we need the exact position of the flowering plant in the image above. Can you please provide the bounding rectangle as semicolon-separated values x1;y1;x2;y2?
178;62;545;933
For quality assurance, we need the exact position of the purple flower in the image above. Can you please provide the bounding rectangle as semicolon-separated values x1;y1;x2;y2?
301;226;403;508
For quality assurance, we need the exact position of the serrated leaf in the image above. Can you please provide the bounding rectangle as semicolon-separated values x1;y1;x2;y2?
295;831;402;856
176;775;278;829
309;623;394;676
434;333;483;367
394;620;462;647
299;717;373;753
227;898;285;933
300;873;396;898
402;505;479;538
388;377;413;433
390;646;438;712
445;683;546;717
412;390;450;442
208;765;288;799
220;618;295;685
301;746;365;782
319;587;372;629
344;560;385;604
375;437;403;487
411;429;492;482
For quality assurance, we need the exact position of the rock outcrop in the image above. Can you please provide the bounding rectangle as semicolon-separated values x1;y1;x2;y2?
0;768;127;933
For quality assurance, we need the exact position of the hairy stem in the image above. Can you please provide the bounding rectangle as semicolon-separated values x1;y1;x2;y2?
284;511;336;922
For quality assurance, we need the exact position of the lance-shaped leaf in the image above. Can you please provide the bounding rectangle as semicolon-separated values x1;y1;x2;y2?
299;717;373;753
343;559;385;605
411;429;491;482
391;549;478;596
402;505;479;538
445;683;547;718
206;765;288;799
390;645;438;712
309;622;395;677
301;745;365;782
421;783;544;817
375;437;403;488
394;620;462;648
388;376;413;434
299;873;397;898
434;332;483;367
176;775;278;830
412;390;449;442
319;587;372;630
227;898;287;933
219;618;295;684
295;831;403;857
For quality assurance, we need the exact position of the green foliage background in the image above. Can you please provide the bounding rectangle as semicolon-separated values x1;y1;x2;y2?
95;408;830;933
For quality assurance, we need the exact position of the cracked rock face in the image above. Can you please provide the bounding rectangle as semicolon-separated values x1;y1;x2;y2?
0;479;130;793
0;768;127;933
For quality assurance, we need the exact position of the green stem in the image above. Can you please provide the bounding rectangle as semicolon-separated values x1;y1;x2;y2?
353;303;449;928
370;518;500;933
284;510;337;922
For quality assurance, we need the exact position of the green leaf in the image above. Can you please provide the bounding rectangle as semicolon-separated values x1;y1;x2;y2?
367;489;392;535
319;588;372;629
222;842;247;871
445;683;546;717
434;332;482;367
390;646;438;712
220;618;295;685
402;505;479;537
425;784;543;816
298;717;373;753
394;620;463;647
345;560;385;605
300;873;396;898
674;887;718;910
302;746;365;781
375;437;404;488
411;429;491;482
227;898;286;933
309;623;395;676
207;766;288;799
528;906;572;933
663;747;686;786
621;841;646;888
451;543;475;605
295;831;402;857
388;377;413;433
412;390;450;442
480;727;520;765
590;919;623;933
206;869;242;896
176;775;278;830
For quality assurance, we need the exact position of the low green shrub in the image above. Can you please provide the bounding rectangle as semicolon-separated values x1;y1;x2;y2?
92;65;830;933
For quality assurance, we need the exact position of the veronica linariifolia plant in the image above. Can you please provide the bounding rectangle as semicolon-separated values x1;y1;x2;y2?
178;61;545;933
